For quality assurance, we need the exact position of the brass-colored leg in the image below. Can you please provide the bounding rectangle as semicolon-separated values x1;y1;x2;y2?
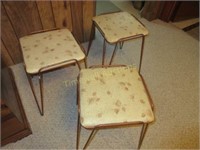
76;113;81;149
109;43;118;65
26;72;44;116
119;41;124;49
87;23;95;56
76;114;98;150
84;58;87;68
137;123;148;149
83;129;97;149
139;36;145;74
76;78;80;106
76;61;81;70
102;39;106;65
39;74;44;116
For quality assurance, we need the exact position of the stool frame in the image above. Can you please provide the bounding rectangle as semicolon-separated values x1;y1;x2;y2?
87;11;147;73
76;65;154;149
21;28;87;116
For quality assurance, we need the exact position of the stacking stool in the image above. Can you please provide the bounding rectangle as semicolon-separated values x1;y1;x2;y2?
87;11;148;72
20;28;86;116
76;65;155;149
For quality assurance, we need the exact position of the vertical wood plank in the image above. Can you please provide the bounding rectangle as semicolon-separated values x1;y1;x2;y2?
1;3;22;63
1;1;95;68
51;1;72;31
1;40;15;67
83;1;96;41
141;1;165;21
3;1;42;37
36;1;55;30
70;1;84;42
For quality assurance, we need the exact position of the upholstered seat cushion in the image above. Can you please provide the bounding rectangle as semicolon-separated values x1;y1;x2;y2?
20;28;85;74
79;66;154;128
93;11;148;43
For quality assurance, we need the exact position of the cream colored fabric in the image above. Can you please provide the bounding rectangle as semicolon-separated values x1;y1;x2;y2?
79;66;154;128
93;11;149;43
20;29;85;74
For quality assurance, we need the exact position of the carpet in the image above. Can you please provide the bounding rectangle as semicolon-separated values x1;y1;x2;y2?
2;4;199;150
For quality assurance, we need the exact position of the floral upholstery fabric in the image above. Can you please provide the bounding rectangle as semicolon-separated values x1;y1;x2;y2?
20;28;85;74
79;66;154;128
93;11;149;43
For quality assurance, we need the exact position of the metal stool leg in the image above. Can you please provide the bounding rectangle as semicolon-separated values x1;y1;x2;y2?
119;41;124;49
26;72;44;116
76;112;98;150
83;129;98;149
109;43;118;65
139;36;145;74
76;113;81;149
84;58;87;68
39;73;44;115
102;39;106;65
76;61;81;70
137;123;148;149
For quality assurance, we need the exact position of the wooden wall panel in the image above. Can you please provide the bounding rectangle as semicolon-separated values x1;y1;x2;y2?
83;1;96;41
1;41;14;67
36;1;55;30
70;1;84;42
1;4;22;63
1;1;95;68
51;1;72;31
141;1;165;21
3;1;42;37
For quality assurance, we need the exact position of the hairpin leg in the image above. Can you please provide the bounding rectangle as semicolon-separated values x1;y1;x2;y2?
26;72;44;116
139;36;145;74
109;43;118;65
102;39;106;65
137;123;148;149
84;58;87;68
76;113;81;149
119;41;124;49
83;129;98;149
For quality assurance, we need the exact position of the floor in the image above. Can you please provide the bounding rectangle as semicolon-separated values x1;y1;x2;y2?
2;1;199;149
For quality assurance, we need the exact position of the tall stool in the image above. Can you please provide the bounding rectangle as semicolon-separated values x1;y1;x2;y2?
87;11;148;72
76;65;155;149
20;28;86;116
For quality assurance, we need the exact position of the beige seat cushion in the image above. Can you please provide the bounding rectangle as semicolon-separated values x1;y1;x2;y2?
20;28;85;74
93;11;148;43
79;66;154;128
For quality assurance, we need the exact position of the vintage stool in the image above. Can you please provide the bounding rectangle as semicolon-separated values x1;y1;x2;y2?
87;11;148;72
76;65;155;149
20;28;86;116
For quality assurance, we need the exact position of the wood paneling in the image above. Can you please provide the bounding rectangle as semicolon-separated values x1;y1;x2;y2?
1;41;14;67
159;1;178;22
51;1;72;30
70;1;84;42
1;1;95;68
83;1;96;41
171;1;199;22
141;1;165;21
36;1;55;30
143;1;199;22
3;1;42;37
1;4;22;63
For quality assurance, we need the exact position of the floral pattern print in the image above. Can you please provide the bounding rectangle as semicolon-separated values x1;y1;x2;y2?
20;29;85;74
93;11;149;43
79;66;154;128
